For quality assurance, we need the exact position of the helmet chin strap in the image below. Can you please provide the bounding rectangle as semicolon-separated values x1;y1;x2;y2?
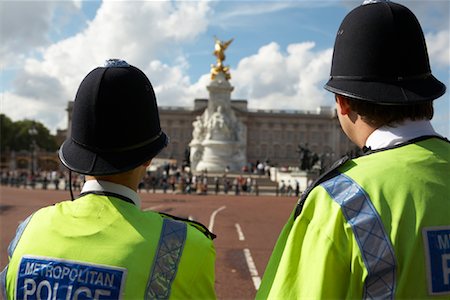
69;170;75;201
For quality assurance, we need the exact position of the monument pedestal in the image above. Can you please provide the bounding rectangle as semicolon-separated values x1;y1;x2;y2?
195;140;245;172
189;73;247;172
189;40;247;173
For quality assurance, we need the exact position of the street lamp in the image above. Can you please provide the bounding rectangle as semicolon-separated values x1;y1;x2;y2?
28;124;38;176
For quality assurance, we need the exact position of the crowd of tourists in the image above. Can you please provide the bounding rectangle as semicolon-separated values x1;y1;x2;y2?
0;160;277;196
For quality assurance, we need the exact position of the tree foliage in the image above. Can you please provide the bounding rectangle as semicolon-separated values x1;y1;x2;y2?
0;114;58;152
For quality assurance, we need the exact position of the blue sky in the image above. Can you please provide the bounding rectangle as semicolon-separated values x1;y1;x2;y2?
1;0;449;137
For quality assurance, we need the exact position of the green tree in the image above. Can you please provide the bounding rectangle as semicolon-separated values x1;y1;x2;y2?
0;114;58;152
0;114;15;152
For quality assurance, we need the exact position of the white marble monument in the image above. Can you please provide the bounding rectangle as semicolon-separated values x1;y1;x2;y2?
189;38;247;172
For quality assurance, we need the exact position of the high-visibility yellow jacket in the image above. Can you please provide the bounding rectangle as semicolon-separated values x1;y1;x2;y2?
1;193;216;299
257;137;450;299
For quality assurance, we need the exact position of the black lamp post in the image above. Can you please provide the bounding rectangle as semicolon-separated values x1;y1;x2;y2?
28;124;38;176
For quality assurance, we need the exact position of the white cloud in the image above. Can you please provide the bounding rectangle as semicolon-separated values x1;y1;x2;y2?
231;42;333;110
2;0;448;138
143;59;211;107
161;2;211;41
0;1;81;69
145;60;194;107
0;1;53;66
0;91;68;131
426;30;450;70
2;1;212;133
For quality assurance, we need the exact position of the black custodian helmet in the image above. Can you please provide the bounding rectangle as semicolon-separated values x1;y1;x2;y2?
324;0;446;104
59;59;168;175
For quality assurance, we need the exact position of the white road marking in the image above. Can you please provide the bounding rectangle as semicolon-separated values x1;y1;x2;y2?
143;205;164;211
208;206;226;232
243;248;261;290
235;223;245;241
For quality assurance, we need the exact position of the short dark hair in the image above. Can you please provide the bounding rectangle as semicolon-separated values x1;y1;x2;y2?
343;96;434;128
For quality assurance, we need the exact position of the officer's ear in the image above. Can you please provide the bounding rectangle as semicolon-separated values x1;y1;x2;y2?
142;160;152;168
335;94;351;116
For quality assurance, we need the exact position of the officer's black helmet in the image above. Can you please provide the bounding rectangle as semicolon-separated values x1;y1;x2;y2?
324;0;446;104
59;59;168;176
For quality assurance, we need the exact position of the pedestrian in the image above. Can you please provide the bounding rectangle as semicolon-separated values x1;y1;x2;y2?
162;174;168;194
53;175;59;190
214;176;219;195
151;174;157;193
202;175;208;195
279;180;286;196
42;174;48;190
253;179;259;196
257;1;449;299
1;59;216;299
233;178;240;196
223;176;229;194
286;180;292;197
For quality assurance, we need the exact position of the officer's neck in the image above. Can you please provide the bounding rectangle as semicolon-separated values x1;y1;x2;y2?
351;121;377;149
86;165;147;192
336;96;376;149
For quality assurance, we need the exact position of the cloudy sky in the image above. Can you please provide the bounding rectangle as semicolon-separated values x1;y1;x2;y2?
1;0;449;137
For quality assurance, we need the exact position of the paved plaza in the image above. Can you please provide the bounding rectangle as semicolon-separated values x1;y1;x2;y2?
1;186;297;299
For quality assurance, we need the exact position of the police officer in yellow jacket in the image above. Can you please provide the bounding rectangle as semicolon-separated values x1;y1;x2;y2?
257;1;450;299
1;59;216;299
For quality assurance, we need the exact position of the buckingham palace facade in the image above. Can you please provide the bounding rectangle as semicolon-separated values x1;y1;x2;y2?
66;99;353;168
156;99;353;168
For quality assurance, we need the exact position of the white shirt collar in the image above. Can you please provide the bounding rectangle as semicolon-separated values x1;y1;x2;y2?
81;180;141;208
365;120;441;150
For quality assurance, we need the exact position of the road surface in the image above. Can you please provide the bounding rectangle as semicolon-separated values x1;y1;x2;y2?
0;186;297;299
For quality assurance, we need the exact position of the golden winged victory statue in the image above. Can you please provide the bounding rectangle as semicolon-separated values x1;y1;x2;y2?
211;36;233;80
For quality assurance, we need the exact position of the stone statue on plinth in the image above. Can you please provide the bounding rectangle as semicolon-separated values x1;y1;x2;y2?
190;37;247;172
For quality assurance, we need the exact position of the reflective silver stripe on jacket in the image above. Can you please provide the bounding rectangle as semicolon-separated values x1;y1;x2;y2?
146;218;187;299
321;173;397;299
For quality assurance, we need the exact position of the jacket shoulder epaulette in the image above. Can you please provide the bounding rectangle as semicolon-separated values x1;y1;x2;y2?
294;155;351;219
294;136;450;219
158;212;216;240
